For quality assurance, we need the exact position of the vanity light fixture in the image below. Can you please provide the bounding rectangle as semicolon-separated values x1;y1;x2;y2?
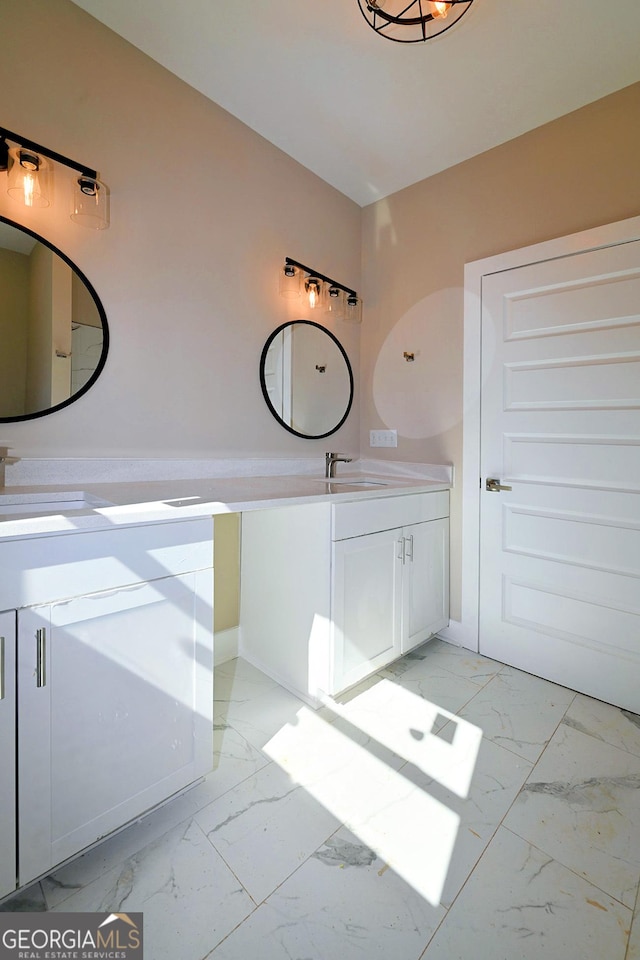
357;0;475;43
0;126;110;229
6;148;52;208
279;257;362;324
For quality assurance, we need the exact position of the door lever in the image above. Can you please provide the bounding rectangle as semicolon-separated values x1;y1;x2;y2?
486;477;512;493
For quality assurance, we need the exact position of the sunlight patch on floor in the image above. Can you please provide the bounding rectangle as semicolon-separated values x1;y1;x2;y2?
264;678;483;906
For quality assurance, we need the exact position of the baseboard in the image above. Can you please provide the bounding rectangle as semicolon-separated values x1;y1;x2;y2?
436;620;478;653
214;625;240;665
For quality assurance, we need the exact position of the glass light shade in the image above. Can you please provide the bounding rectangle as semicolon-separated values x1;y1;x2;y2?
343;294;363;324
324;285;345;321
305;276;323;310
7;148;52;208
279;263;301;299
71;176;110;230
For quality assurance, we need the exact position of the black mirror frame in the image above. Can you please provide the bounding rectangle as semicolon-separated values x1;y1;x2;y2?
0;214;109;423
260;319;354;440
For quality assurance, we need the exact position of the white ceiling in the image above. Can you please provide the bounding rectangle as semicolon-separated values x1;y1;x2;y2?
71;0;640;207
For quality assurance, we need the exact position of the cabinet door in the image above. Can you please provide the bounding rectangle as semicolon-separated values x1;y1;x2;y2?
18;570;213;885
402;517;449;653
0;610;16;899
332;528;403;694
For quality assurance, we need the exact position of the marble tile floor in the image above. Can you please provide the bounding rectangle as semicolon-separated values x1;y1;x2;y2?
4;639;640;960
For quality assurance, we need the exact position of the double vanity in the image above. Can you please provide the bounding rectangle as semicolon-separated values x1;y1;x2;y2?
0;465;450;902
0;176;450;905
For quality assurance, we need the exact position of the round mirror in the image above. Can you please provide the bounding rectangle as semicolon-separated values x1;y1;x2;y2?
0;216;109;422
260;320;354;439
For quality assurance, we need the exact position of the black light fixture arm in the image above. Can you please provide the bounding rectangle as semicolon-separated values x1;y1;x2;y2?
366;0;468;26
285;257;357;298
358;0;475;44
0;126;98;179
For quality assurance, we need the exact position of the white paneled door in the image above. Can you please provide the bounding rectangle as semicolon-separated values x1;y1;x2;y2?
479;238;640;711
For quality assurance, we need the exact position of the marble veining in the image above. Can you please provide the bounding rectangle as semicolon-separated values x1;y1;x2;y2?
504;722;640;908
312;838;377;868
204;786;299;834
523;773;640;804
3;638;639;960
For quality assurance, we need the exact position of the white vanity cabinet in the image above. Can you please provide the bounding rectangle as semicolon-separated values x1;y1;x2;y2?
0;611;16;899
331;493;449;691
0;519;214;893
240;490;449;702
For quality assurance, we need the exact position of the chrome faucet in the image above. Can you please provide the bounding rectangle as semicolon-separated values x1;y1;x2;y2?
325;451;352;479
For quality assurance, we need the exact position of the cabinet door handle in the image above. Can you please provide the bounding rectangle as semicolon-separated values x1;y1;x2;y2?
36;628;46;688
0;635;4;700
397;538;405;562
404;535;414;561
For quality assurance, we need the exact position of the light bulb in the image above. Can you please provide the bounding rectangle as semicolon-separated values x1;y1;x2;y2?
306;277;322;309
432;1;451;18
22;170;36;207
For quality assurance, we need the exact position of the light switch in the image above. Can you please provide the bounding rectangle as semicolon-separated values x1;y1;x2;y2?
370;429;397;447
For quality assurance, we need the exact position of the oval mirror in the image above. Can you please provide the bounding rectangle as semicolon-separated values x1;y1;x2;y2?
260;320;354;439
0;216;109;422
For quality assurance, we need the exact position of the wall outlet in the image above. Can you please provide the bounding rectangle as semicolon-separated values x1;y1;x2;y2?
370;429;397;448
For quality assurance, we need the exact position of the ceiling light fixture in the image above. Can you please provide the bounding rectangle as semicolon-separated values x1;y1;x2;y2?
0;126;110;229
279;258;362;324
357;0;475;43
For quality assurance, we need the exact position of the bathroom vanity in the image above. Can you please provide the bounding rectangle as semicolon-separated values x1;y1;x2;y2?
0;516;214;899
0;467;449;900
240;488;449;701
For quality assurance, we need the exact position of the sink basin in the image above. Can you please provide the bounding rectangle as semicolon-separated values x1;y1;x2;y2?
310;477;389;487
0;492;112;515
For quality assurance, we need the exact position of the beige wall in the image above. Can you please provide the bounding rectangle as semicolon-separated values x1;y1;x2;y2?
361;82;640;619
0;0;362;459
213;514;241;634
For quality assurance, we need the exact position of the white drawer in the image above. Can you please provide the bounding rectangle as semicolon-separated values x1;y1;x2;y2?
332;491;449;541
0;518;213;610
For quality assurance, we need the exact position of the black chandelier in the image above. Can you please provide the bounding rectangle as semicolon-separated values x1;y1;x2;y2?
357;0;475;43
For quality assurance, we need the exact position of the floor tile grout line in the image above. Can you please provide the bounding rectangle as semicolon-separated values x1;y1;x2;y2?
201;822;349;959
500;823;637;915
623;878;640;960
413;676;589;957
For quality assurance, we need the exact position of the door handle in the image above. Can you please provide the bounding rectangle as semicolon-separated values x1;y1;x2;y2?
486;477;512;493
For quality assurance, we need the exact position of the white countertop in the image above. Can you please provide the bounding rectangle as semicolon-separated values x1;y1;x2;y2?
0;471;451;541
